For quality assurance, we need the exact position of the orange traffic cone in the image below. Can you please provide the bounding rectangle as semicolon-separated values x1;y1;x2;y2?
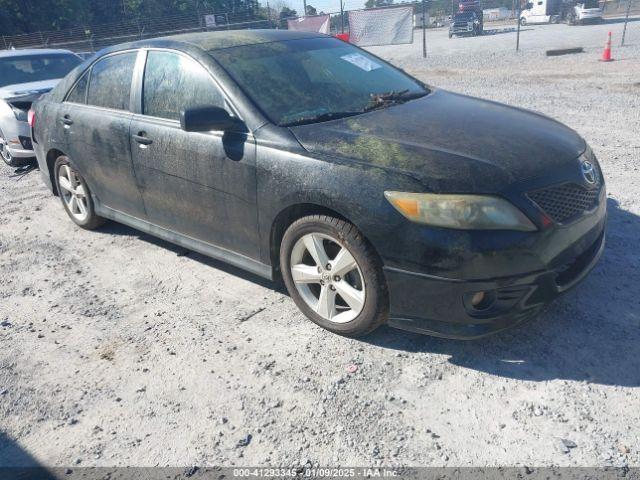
600;31;613;62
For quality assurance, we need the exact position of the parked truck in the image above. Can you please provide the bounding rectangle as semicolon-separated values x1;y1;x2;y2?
449;0;484;37
519;0;604;25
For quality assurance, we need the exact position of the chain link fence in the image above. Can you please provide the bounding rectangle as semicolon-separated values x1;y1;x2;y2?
1;0;637;54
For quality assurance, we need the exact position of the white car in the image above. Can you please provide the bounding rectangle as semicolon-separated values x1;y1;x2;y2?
520;0;603;25
0;48;81;167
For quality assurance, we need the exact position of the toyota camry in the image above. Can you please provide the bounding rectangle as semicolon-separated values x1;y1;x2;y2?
30;30;606;338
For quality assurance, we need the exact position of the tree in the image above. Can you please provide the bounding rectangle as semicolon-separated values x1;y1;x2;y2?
0;0;263;36
280;5;297;18
364;0;394;7
305;4;317;15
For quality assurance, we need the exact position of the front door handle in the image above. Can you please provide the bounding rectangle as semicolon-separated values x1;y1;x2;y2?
132;132;153;146
61;115;73;126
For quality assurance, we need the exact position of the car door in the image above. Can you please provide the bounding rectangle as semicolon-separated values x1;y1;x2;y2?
129;49;259;258
61;50;146;218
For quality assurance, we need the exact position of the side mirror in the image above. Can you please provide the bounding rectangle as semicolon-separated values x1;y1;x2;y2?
180;105;237;132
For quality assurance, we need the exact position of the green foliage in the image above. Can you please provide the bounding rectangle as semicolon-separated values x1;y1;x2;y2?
0;0;261;36
364;0;395;7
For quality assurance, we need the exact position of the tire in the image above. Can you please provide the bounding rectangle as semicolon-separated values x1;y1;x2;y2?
54;156;105;230
0;129;19;167
520;17;527;26
280;215;388;337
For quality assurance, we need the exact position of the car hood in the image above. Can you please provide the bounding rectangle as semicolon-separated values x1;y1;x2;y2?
0;79;60;101
289;89;586;193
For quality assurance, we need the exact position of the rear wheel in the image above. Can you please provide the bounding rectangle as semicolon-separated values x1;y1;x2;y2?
280;215;388;337
54;156;105;230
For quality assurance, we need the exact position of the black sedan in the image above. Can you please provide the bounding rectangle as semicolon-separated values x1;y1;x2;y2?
31;30;606;339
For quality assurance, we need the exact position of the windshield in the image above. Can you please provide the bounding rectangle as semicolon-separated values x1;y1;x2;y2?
211;37;428;126
454;11;477;20
0;53;81;88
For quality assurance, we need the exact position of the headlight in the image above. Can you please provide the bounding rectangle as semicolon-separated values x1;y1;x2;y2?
10;104;28;122
384;192;537;231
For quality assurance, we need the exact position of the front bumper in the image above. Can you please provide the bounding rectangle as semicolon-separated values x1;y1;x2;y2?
1;119;35;159
384;227;604;339
384;178;607;339
450;24;476;35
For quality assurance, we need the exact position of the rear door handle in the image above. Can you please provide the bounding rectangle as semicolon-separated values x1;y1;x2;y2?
61;115;73;126
132;133;153;146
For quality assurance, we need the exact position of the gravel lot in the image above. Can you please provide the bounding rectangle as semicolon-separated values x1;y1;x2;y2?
1;21;639;468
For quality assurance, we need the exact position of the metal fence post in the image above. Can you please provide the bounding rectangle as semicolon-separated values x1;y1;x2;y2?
516;2;521;51
422;0;427;58
621;0;631;46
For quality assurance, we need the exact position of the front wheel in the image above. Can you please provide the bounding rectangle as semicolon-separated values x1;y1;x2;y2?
54;156;105;230
0;130;18;167
520;17;527;26
280;215;388;337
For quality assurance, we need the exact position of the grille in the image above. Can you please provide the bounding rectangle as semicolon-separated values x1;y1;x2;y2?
528;183;599;223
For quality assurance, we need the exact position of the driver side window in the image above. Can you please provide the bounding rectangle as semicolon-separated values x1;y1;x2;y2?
142;51;224;121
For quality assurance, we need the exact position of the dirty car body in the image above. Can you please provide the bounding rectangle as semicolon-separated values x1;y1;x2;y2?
32;30;606;339
0;49;81;166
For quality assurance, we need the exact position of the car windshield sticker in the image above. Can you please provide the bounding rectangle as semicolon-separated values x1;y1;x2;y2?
340;53;382;72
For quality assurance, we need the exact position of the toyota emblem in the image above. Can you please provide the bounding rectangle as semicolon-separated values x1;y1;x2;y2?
581;161;597;185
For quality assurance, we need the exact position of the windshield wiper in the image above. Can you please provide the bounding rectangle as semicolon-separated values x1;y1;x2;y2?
363;89;425;112
283;90;427;126
282;110;363;127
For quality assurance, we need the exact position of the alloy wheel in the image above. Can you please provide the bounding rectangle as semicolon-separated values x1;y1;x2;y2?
0;135;12;164
58;164;90;222
290;233;366;324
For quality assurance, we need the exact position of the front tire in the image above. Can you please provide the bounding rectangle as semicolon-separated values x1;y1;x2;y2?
520;17;527;26
54;156;105;230
280;215;388;337
0;130;20;167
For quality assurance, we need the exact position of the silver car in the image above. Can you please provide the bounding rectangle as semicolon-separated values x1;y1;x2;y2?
0;48;81;167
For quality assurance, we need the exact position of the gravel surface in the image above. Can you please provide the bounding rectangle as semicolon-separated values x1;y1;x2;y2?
1;22;639;468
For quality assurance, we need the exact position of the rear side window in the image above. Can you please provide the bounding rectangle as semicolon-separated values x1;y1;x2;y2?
66;71;89;104
87;52;137;111
143;51;224;121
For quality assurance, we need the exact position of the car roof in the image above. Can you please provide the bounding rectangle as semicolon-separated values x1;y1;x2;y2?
159;29;324;50
0;48;76;58
104;29;325;54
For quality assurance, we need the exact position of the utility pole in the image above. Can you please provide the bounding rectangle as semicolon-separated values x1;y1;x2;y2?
422;0;427;58
303;0;308;16
340;0;345;33
621;0;631;46
267;0;272;27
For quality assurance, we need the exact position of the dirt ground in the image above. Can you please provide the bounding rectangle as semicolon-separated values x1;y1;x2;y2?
1;21;639;468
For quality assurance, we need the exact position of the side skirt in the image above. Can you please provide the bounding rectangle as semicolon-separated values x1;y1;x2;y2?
94;203;274;281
